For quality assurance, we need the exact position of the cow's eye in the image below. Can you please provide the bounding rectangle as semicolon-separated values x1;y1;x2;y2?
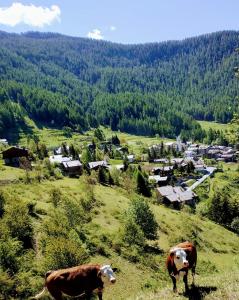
176;256;180;259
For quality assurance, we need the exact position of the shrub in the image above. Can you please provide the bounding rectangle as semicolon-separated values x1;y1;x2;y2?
3;202;33;248
231;217;239;234
0;238;23;274
0;191;6;217
49;187;62;207
136;170;151;197
0;270;15;298
122;218;145;247
43;236;89;270
128;197;158;240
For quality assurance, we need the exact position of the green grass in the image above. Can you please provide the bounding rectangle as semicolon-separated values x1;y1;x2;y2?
198;121;230;132
101;127;173;155
1;175;238;299
0;161;25;182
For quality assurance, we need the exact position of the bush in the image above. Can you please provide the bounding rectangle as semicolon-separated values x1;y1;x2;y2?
128;197;158;240
0;270;15;298
43;236;89;270
3;202;33;248
0;191;6;217
0;237;23;274
136;170;151;197
49;187;62;207
122;218;145;247
231;217;239;234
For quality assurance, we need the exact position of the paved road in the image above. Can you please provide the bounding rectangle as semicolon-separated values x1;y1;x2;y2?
187;167;217;191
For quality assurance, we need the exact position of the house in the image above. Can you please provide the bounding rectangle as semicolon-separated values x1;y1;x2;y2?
207;149;220;159
219;153;236;162
156;185;196;207
184;150;197;159
148;175;168;186
54;145;70;155
127;154;135;163
62;160;83;176
2;146;29;167
198;145;210;156
88;161;108;170
194;164;207;174
171;158;184;165
153;158;169;164
152;166;174;176
49;155;71;164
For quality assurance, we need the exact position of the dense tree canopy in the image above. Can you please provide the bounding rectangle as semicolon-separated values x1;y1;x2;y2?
0;30;239;140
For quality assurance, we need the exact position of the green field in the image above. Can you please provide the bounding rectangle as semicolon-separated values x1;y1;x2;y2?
0;170;238;299
198;121;230;132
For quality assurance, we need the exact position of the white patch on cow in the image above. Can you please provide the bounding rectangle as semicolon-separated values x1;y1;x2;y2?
100;265;116;283
173;249;189;271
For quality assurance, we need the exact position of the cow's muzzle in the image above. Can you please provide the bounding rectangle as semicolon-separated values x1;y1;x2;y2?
110;278;116;284
184;261;189;267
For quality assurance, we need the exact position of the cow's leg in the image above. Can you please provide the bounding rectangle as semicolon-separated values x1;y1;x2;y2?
170;275;177;293
97;288;103;300
183;273;189;294
192;265;196;286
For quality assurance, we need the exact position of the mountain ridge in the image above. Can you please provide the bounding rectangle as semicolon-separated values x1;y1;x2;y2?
0;30;238;141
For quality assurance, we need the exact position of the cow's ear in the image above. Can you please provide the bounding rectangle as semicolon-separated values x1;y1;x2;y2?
112;267;118;272
170;252;175;258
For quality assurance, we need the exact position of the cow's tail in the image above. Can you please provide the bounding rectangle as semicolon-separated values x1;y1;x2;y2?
32;271;53;299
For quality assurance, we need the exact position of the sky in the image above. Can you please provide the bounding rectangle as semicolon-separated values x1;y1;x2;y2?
0;0;238;44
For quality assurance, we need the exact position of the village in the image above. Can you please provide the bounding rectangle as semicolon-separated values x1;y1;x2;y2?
0;132;238;209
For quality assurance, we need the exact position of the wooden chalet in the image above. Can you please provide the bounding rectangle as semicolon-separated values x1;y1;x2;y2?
156;185;196;208
62;160;83;176
2;146;29;167
152;165;174;176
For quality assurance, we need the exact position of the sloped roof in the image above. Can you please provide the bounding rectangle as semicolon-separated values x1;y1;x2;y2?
88;161;108;169
49;155;71;164
62;160;82;168
157;185;196;203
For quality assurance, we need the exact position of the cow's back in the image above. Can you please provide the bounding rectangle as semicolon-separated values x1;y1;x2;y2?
46;264;103;296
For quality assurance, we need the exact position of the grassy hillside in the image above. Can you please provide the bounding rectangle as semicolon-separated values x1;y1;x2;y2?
0;167;238;299
198;121;230;132
198;120;239;144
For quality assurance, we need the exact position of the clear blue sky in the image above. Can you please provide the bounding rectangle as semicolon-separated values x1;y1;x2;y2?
0;0;238;44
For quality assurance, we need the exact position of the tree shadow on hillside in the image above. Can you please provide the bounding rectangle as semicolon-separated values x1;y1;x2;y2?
180;284;217;300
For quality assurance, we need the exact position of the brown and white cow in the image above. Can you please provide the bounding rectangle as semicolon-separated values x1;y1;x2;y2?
166;241;197;293
33;264;117;300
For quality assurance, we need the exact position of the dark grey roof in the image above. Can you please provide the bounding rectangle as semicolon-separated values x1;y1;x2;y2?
62;160;82;168
157;185;196;203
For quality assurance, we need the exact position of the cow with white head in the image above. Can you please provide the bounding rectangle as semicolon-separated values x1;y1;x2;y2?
166;241;197;293
33;264;117;300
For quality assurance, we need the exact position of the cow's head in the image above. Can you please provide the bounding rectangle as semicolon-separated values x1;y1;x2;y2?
170;248;189;270
100;265;117;283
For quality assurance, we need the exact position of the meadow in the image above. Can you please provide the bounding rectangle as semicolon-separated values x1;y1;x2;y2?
0;165;238;299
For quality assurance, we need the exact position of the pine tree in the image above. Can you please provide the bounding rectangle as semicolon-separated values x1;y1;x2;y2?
98;166;108;185
136;170;151;197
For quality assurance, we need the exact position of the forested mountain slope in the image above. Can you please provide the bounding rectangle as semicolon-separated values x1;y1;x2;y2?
0;30;239;139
